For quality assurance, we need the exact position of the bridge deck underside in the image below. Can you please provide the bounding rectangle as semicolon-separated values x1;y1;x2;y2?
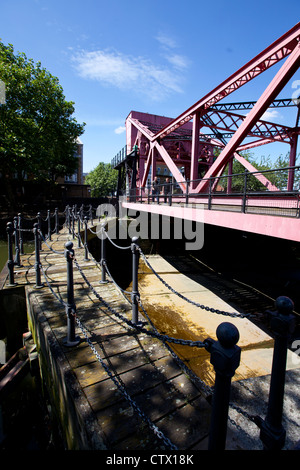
122;199;300;242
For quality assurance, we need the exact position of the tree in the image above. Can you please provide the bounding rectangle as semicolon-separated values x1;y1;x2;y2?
85;162;118;197
0;41;85;184
220;151;299;192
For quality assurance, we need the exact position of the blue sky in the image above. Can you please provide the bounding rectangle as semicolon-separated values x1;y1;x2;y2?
1;0;300;173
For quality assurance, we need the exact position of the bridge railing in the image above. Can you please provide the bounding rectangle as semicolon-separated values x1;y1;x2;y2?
127;165;300;218
4;205;298;450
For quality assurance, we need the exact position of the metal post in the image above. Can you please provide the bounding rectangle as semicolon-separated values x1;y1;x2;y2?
77;214;81;248
67;206;71;234
84;216;89;262
55;207;59;234
89;204;93;225
185;179;189;205
131;237;140;324
242;170;248;213
63;241;80;347
100;224;107;284
13;216;21;267
208;178;213;210
47;209;51;241
37;212;42;250
18;213;24;255
255;296;295;450
204;322;241;450
72;209;75;239
6;222;17;287
33;223;43;289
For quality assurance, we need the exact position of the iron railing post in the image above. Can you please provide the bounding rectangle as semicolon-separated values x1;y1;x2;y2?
33;222;43;289
100;224;108;284
47;209;52;241
55;207;59;234
89;204;93;225
255;296;295;450
67;206;71;234
63;241;80;347
13;216;21;267
37;212;42;250
204;322;241;450
185;179;189;205
77;214;81;248
83;216;89;261
18;213;24;255
208;178;213;210
131;237;140;324
72;208;75;240
242;170;248;213
6;222;17;287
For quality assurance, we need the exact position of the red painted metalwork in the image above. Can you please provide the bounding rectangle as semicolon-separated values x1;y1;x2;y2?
114;24;300;241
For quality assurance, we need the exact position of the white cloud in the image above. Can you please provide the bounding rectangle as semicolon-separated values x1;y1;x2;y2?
114;126;126;134
156;33;177;49
167;53;189;70
71;40;188;100
261;109;281;121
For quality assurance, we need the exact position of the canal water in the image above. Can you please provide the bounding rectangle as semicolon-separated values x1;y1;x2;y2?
0;239;35;272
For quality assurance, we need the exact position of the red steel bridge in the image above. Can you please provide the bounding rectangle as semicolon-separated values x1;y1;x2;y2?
112;23;300;243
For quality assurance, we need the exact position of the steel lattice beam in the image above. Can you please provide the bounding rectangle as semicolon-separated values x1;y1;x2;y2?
153;22;300;140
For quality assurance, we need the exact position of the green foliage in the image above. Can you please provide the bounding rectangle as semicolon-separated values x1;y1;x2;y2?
219;151;299;192
85;162;118;197
0;41;85;181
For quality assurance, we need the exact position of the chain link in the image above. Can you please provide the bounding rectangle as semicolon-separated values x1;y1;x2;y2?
74;315;178;450
27;219;263;446
138;248;251;319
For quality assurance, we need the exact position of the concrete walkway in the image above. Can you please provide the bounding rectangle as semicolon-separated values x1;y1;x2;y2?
2;226;300;450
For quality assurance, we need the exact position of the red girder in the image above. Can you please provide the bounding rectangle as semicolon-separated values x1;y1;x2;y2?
153;22;300;140
202;109;294;144
125;23;300;193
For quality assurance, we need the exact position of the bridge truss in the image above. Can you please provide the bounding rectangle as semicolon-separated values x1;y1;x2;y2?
112;23;300;242
113;23;300;195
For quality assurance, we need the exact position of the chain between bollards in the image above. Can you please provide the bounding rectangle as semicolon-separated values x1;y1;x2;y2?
131;236;140;325
33;223;43;289
83;216;89;262
63;241;80;347
100;223;108;284
6;222;17;287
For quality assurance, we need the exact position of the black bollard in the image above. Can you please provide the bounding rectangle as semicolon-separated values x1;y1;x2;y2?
63;242;80;347
77;214;81;248
255;296;295;450
47;210;52;241
72;209;75;240
83;216;89;262
205;322;241;450
33;223;43;288
89;204;93;225
99;224;108;283
18;213;24;255
37;212;42;250
55;207;59;234
131;237;140;324
13;216;21;267
6;222;17;286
